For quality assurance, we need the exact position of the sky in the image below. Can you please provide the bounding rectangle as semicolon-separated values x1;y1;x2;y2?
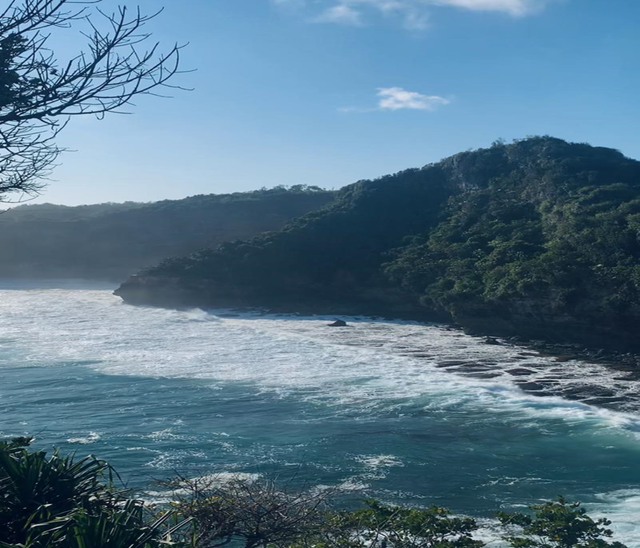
28;0;640;205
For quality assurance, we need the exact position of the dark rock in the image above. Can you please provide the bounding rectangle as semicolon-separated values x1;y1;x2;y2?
515;381;545;391
465;372;503;379
562;386;615;398
328;319;347;327
484;337;501;345
459;364;493;371
583;397;629;407
506;368;535;376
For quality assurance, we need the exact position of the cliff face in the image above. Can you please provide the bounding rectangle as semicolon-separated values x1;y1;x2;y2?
452;298;640;351
115;138;640;350
114;275;440;319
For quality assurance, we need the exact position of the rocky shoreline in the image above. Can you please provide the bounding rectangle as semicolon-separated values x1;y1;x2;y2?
115;276;640;412
115;273;640;352
408;322;640;408
317;319;640;412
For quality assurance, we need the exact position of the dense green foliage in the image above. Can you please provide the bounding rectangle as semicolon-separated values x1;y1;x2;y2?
142;166;452;308
127;138;640;347
497;497;625;548
0;441;627;548
0;186;334;280
385;139;640;324
316;499;484;548
0;438;185;547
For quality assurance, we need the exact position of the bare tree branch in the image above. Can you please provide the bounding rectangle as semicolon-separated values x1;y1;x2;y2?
163;475;332;548
0;0;188;202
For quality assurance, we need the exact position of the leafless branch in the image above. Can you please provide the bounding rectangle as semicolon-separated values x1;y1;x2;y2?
0;0;188;202
163;474;332;548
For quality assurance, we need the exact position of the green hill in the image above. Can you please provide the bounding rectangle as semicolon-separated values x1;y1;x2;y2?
0;186;335;280
115;138;640;349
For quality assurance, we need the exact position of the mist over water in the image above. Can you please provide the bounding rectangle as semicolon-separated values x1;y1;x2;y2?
1;281;640;544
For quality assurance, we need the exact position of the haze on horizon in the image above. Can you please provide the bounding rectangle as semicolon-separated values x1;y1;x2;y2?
27;0;639;206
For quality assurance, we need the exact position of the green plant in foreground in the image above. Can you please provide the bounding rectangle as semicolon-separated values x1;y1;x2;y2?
0;437;113;545
28;500;186;548
0;438;189;548
497;497;626;548
1;440;629;548
311;499;484;548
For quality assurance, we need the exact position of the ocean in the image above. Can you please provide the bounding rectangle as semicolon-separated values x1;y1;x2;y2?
1;280;639;543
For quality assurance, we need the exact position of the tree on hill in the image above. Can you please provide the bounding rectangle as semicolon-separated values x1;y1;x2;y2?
0;0;186;202
116;138;640;349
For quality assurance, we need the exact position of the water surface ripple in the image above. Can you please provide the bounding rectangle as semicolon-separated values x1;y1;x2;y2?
0;281;639;544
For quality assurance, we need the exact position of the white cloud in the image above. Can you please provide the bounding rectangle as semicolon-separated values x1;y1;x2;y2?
277;0;556;29
314;5;363;25
432;0;551;16
340;88;450;113
402;10;430;30
377;87;450;110
349;0;432;29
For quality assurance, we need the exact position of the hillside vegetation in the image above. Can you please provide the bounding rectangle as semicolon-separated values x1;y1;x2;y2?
116;138;640;349
0;186;335;280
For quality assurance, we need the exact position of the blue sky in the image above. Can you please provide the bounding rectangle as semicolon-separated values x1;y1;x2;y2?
34;0;640;205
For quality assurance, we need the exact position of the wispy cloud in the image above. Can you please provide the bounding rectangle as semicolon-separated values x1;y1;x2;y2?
377;87;450;111
340;87;450;113
314;5;363;25
270;0;302;9
432;0;552;16
402;10;430;30
274;0;556;29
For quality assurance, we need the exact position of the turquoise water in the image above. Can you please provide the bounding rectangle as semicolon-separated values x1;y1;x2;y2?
1;282;640;541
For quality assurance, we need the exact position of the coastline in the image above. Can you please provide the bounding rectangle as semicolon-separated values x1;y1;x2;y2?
114;274;640;364
113;278;640;410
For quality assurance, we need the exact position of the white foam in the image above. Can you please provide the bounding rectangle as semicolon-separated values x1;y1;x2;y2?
473;494;640;547
144;472;262;503
67;432;101;444
2;285;640;544
2;287;640;439
356;454;404;470
592;490;640;546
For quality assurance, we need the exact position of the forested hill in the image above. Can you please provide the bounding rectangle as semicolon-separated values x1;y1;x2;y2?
0;186;335;280
116;137;640;350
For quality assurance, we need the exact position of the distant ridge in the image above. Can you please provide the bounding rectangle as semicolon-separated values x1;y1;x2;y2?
0;186;335;280
116;137;640;350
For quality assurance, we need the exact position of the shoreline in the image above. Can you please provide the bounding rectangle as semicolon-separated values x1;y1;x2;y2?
114;281;640;386
121;298;640;411
114;272;640;354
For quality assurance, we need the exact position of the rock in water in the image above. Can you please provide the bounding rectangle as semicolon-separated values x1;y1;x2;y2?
328;319;347;327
